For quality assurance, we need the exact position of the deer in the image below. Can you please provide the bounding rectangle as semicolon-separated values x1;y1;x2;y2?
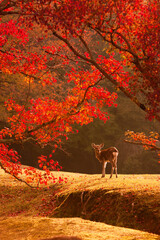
91;143;118;178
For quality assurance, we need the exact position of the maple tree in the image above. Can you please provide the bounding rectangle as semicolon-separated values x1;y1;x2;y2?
14;0;159;119
0;0;159;186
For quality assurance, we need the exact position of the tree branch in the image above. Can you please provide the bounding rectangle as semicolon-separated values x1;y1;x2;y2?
76;75;104;108
0;136;37;144
124;139;160;151
79;35;94;60
0;161;36;188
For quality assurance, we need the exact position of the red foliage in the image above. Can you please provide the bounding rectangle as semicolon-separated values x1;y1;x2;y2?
0;0;159;185
125;131;160;160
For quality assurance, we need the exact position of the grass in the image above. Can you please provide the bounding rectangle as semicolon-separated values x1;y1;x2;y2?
0;216;159;240
0;167;160;240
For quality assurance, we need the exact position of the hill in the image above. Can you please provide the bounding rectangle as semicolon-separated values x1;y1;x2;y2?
0;167;160;240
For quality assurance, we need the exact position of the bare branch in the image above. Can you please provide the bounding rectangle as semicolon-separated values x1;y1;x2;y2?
76;75;104;108
79;35;94;60
0;136;37;144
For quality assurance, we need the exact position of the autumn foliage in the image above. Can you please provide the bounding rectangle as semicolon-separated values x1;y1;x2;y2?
125;131;160;161
0;0;159;186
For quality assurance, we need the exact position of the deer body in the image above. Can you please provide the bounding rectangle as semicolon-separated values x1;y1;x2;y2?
92;143;118;178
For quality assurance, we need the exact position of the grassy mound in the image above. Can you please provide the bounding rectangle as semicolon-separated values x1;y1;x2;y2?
0;168;160;240
0;216;159;240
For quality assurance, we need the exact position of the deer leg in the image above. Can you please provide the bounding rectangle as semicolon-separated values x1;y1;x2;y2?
114;160;118;178
101;162;107;178
115;165;118;178
110;164;114;178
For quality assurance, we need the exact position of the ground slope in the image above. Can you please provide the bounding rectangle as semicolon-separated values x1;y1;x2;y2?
0;168;160;240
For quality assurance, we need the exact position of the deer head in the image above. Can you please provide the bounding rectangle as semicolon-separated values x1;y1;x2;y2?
91;143;104;153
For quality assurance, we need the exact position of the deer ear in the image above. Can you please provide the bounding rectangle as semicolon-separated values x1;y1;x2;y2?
91;143;95;148
100;143;104;148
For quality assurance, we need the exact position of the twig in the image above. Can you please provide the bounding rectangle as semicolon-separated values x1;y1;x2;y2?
52;193;71;213
81;191;92;215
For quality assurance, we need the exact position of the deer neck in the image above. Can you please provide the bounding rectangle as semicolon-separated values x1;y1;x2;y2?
95;149;101;161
